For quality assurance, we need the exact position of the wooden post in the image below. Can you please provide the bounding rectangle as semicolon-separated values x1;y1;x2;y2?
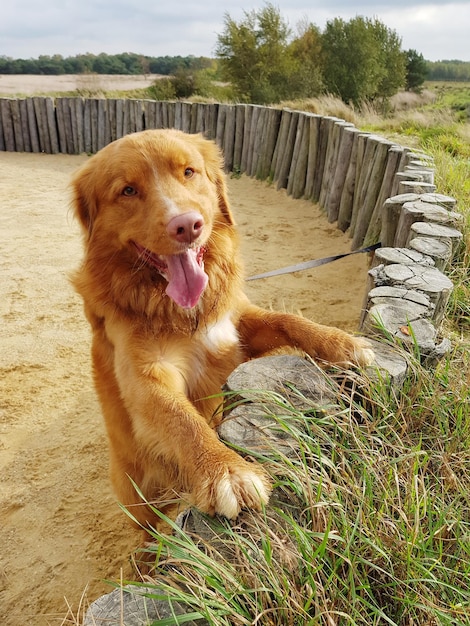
312;116;338;203
373;263;453;326
287;113;307;198
371;247;435;269
351;137;392;249
363;145;404;246
190;102;199;134
223;105;236;172
240;105;253;174
169;102;176;128
407;222;463;258
318;117;340;207
18;100;31;152
181;102;192;132
204;103;218;140
160;101;169;129
0;100;5;151
271;108;292;183
56;98;71;153
46;97;59;153
1;99;16;150
215;104;227;150
26;98;40;153
32;97;52;153
394;200;462;248
326;124;358;222
408;237;453;271
232;104;246;174
276;111;299;191
380;193;420;247
246;105;262;176
398;180;436;195
359;284;432;331
90;99;100;152
320;119;351;211
403;166;434;184
97;99;107;150
303;113;321;201
337;129;362;231
73;98;85;153
154;101;164;129
194;103;206;134
143;99;157;129
254;107;281;181
9;99;24;152
346;133;370;236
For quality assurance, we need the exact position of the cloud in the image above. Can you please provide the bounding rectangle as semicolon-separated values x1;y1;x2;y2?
0;0;469;61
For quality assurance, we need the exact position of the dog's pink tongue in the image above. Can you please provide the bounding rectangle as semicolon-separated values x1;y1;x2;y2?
164;249;208;309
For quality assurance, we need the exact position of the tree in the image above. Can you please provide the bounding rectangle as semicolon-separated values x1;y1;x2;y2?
287;20;324;98
405;49;428;92
372;19;406;99
216;4;294;103
321;16;406;104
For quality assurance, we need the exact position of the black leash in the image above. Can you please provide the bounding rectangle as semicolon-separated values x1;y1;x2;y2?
246;242;381;281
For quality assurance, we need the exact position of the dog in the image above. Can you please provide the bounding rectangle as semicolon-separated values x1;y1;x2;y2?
71;129;374;531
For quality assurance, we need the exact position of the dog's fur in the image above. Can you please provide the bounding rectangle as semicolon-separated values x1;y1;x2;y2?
71;129;374;530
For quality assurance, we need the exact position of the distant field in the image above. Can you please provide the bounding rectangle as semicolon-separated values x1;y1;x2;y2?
0;73;161;96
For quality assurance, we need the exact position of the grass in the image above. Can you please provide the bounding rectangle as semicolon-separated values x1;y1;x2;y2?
123;353;470;625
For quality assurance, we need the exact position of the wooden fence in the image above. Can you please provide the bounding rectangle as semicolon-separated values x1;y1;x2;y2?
0;97;414;249
0;96;462;366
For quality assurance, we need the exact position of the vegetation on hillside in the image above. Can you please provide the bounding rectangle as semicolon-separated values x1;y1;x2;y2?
0;51;212;77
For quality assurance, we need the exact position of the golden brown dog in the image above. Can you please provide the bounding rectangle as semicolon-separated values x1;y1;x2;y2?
71;129;373;531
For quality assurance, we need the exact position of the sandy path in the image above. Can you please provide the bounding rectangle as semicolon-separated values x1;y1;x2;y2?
0;152;368;625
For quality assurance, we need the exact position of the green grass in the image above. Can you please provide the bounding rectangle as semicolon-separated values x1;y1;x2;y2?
124;356;470;625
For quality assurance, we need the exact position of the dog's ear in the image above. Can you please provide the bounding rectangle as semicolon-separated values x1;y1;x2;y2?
194;134;235;225
71;160;99;238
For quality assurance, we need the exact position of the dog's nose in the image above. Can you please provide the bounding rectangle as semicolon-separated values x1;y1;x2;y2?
167;212;204;244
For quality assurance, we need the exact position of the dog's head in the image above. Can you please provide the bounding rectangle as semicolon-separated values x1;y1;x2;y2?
72;129;235;309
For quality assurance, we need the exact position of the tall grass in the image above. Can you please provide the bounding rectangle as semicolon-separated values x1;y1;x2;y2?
127;354;470;625
358;83;470;337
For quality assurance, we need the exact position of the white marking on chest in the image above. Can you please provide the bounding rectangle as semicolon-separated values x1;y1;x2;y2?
203;313;239;351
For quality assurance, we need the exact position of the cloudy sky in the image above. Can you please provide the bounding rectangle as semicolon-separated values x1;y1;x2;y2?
1;0;469;63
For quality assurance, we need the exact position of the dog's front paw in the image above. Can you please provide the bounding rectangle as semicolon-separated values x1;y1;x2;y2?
193;459;271;519
350;336;375;367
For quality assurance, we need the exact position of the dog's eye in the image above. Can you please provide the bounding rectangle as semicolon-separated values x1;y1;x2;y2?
184;167;195;179
122;186;137;196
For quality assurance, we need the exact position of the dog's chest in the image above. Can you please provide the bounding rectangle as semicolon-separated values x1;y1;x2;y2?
202;313;239;352
185;313;241;391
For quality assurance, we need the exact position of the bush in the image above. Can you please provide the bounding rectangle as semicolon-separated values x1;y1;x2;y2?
148;77;176;101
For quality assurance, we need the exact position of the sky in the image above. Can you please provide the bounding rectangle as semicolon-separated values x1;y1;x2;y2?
1;0;469;63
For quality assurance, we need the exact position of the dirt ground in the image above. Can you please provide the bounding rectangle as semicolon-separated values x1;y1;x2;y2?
0;150;368;626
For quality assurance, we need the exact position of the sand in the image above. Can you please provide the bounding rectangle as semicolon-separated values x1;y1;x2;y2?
0;151;368;625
